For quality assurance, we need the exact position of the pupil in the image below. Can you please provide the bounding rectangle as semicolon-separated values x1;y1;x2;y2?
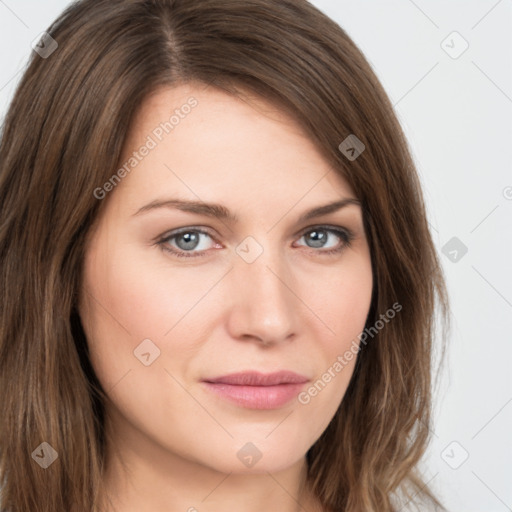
308;230;326;248
177;232;199;250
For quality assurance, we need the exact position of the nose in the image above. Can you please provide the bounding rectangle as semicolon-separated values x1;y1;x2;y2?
225;244;298;346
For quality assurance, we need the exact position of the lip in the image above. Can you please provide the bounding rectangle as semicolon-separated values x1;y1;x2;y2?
201;371;309;409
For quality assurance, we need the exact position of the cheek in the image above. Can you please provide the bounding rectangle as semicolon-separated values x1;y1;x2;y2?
307;255;373;348
79;241;221;384
294;267;372;428
82;239;211;337
298;255;372;402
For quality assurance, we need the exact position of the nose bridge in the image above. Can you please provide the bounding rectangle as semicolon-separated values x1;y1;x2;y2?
227;234;297;342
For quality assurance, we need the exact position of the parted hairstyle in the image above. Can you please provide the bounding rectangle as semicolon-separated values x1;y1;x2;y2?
0;0;450;510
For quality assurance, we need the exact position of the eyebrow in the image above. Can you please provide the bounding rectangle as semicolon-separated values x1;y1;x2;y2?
132;197;361;223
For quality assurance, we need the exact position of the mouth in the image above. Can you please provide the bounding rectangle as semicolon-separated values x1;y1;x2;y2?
201;371;309;409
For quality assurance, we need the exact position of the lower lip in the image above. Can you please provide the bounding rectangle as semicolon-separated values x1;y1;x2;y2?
201;382;307;409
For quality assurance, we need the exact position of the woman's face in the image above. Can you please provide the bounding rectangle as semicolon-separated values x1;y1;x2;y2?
79;82;373;476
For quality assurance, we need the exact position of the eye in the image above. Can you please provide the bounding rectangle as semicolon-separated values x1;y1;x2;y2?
294;225;354;255
157;227;218;258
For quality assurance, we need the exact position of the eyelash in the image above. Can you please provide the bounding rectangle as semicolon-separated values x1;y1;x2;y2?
155;225;355;259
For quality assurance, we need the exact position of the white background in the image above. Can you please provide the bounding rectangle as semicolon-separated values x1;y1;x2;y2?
1;1;511;511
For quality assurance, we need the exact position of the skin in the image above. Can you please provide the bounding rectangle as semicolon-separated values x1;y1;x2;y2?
78;82;373;512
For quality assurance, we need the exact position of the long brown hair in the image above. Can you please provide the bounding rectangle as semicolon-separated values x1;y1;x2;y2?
0;0;450;510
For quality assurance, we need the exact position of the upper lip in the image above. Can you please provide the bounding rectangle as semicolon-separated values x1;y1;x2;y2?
202;371;309;386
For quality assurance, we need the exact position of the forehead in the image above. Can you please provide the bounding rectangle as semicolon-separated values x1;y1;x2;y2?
108;82;356;216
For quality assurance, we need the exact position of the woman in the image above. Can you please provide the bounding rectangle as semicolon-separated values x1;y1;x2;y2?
0;0;450;510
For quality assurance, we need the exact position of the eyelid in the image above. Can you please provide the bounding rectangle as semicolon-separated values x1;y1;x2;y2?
159;225;215;237
296;222;347;237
